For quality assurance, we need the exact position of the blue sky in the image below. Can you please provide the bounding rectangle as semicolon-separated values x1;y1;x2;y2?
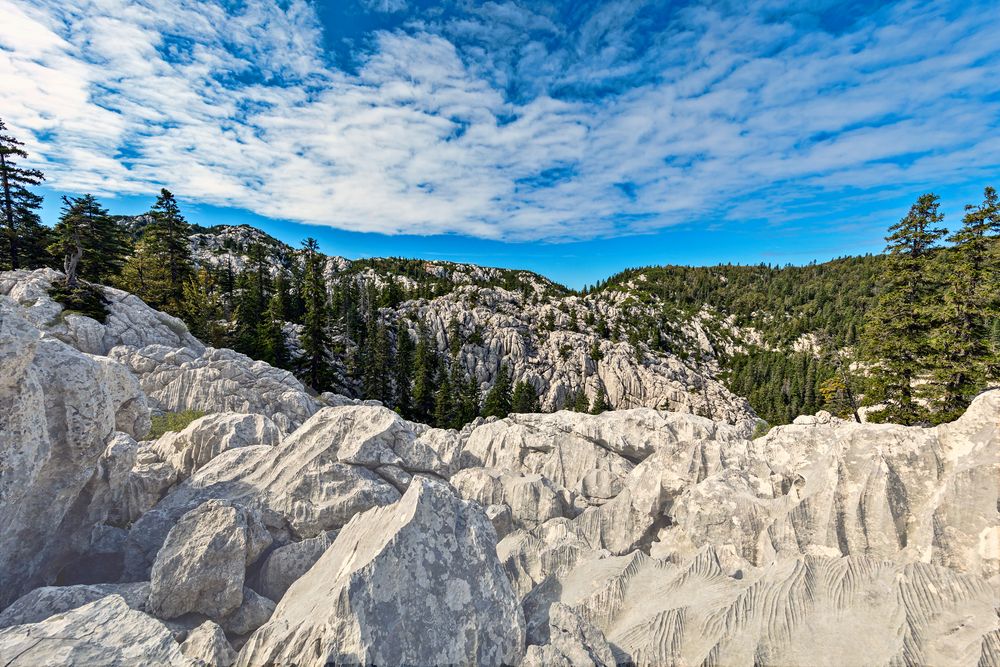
4;0;1000;288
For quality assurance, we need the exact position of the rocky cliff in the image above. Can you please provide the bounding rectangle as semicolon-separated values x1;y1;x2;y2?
0;269;997;666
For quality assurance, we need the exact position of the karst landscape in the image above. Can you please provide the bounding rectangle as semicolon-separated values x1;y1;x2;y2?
2;0;1000;665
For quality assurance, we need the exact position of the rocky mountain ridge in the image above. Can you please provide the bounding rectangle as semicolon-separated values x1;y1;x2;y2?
184;224;760;429
0;268;997;665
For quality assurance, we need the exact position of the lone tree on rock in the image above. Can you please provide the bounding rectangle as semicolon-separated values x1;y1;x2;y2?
48;195;130;286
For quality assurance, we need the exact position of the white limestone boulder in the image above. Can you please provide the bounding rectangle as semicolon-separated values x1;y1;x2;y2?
0;302;149;608
152;412;280;480
237;477;526;667
0;595;191;666
147;500;271;620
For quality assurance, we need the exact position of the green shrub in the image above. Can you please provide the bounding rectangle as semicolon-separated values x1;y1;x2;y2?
48;281;110;323
147;410;206;439
751;420;771;439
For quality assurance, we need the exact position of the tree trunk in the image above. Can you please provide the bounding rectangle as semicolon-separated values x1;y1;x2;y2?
64;231;82;288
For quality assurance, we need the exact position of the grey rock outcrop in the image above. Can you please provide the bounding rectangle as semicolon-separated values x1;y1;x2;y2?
0;595;191;666
254;531;337;602
122;409;410;578
2;268;997;666
539;548;998;666
152;412;280;480
0;583;149;629
0;302;149;607
148;500;271;620
180;620;237;667
522;603;615;667
237;477;526;667
0;268;203;355
110;344;320;434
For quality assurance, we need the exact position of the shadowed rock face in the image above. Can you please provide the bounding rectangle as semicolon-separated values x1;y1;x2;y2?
0;270;997;666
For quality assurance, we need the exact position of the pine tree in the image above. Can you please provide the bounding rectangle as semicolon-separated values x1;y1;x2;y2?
482;362;513;418
178;269;227;347
459;376;481;424
261;289;290;369
590;387;611;414
0;118;47;270
48;195;130;286
393;324;414;416
299;238;332;391
928;187;1000;421
411;321;439;421
118;234;173;307
861;193;946;424
144;189;193;307
511;380;541;413
433;367;455;428
572;388;590;412
362;320;392;404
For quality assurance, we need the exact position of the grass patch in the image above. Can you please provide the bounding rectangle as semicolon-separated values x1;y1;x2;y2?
48;281;110;323
147;410;206;439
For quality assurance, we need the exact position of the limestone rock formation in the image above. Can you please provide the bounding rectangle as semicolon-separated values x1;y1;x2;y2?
1;269;997;666
147;499;271;619
110;344;320;435
0;302;150;608
152;412;280;480
180;620;237;667
400;286;758;428
0;595;191;666
0;583;150;629
237;477;526;667
0;268;203;355
538;548;998;666
253;531;337;602
522;602;615;667
121;409;413;578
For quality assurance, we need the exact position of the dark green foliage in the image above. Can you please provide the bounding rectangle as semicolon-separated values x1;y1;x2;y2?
0;118;47;271
48;195;131;285
590;388;611;414
147;410;206;439
459;375;482;424
178;269;227;347
146;188;194;297
862;194;947;424
482;363;513;418
570;388;590;412
393;325;414;416
298;238;333;391
433;367;456;428
599;256;881;349
362;321;393;404
723;351;833;425
119;190;193;315
926;187;1000;422
511;380;541;413
411;322;440;421
47;279;110;323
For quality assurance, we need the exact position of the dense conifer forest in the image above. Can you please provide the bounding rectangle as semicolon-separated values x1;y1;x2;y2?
3;117;998;428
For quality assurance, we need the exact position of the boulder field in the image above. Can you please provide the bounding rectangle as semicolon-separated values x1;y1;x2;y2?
0;269;997;666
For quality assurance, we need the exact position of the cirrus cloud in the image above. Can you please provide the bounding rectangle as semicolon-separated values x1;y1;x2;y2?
1;0;998;241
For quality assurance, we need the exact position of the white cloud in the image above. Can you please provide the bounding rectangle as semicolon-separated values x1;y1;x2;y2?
0;0;998;241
